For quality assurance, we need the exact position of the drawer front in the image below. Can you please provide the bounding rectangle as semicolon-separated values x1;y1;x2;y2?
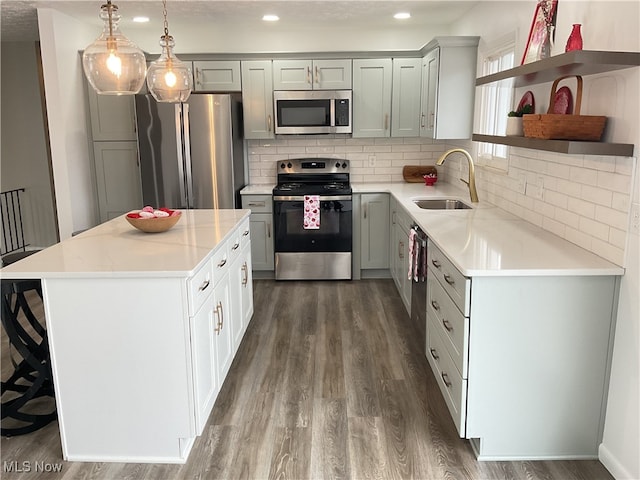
242;195;272;213
426;316;467;437
211;241;230;282
188;258;213;316
239;218;251;249
427;270;469;378
428;242;470;316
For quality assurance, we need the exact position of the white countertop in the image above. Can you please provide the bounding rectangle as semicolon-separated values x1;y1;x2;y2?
1;209;250;279
240;182;623;277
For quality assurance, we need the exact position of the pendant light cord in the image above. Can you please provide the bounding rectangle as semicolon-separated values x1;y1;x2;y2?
162;0;170;38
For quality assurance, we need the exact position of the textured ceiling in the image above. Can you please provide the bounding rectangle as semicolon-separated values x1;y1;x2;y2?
1;1;479;43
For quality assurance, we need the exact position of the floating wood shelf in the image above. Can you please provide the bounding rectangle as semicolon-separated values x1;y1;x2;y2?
475;50;640;87
472;134;635;157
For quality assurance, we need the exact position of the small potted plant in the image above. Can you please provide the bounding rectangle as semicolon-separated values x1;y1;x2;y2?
506;104;534;136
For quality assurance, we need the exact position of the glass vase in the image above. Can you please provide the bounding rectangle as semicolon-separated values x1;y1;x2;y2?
540;25;555;59
565;24;583;52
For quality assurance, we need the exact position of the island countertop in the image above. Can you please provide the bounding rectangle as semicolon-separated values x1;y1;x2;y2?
1;209;251;279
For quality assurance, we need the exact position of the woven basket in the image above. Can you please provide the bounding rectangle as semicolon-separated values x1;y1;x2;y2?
522;75;606;141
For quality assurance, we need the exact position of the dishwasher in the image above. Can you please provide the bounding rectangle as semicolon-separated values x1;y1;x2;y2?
409;225;428;338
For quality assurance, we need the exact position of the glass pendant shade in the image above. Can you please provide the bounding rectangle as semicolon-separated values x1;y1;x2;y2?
146;35;193;103
82;2;146;95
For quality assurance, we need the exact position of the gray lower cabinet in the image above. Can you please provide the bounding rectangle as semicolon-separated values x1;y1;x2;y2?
241;194;274;271
93;141;142;223
360;193;390;269
425;240;618;460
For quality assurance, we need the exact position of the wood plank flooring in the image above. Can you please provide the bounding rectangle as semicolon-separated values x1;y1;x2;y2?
1;279;614;479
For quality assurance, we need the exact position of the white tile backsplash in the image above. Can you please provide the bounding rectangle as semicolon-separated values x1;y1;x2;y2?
246;136;635;266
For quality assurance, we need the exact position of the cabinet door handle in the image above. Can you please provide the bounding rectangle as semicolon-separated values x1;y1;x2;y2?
314;65;319;85
429;112;435;129
232;242;240;251
217;258;227;268
421;113;426;128
241;262;248;286
267;115;272;132
307;66;312;85
444;274;455;286
392;211;396;225
431;259;441;269
219;302;224;330
430;300;439;311
199;279;210;292
429;348;439;360
267;222;271;238
196;67;201;86
384;113;389;131
363;203;367;219
399;241;404;259
442;319;453;332
214;302;222;334
441;372;452;388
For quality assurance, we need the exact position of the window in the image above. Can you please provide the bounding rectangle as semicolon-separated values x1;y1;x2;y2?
476;42;515;172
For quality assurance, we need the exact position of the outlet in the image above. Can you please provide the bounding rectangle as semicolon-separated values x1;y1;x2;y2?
368;155;376;167
517;174;527;194
631;202;640;235
535;176;545;200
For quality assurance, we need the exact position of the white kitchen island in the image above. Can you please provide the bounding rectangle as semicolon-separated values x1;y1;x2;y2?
1;209;253;463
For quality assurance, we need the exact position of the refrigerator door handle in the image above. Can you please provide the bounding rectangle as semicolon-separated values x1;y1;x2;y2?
182;102;194;209
174;103;188;208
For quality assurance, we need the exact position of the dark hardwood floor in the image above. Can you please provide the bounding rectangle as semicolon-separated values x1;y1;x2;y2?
1;279;614;479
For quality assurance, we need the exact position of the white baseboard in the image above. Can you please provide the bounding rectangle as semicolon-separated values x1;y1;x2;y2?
599;442;636;480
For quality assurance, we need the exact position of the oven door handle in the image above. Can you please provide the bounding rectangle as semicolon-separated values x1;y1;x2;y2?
273;195;352;202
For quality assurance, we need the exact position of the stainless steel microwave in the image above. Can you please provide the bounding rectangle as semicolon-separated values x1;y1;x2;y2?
273;90;352;134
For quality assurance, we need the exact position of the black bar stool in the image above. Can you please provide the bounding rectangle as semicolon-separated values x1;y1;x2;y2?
1;250;57;436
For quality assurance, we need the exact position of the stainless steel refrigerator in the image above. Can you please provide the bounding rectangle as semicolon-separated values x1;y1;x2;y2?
134;93;245;210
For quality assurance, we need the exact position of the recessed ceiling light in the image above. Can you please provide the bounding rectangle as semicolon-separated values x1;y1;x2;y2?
263;14;280;22
394;12;411;20
132;16;150;23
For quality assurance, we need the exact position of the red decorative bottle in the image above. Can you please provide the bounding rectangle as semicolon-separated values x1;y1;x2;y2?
565;24;583;52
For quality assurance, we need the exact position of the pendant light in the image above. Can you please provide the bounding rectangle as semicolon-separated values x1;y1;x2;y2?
82;1;146;95
146;0;193;103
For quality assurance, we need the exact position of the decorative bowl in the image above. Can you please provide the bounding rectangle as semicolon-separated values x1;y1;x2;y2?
125;210;182;233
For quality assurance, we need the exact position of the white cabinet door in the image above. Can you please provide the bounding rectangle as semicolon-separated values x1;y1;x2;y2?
93;141;143;223
193;61;242;91
392;58;422;137
360;193;390;269
189;292;218;435
213;273;234;384
87;87;136;141
241;60;275;139
240;244;254;334
352;58;392;138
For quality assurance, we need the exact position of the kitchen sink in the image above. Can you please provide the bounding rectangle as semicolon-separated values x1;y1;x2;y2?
413;199;472;210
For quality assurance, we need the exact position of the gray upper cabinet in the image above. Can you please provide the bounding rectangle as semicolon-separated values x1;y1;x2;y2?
352;58;392;138
87;87;136;141
241;60;275;139
193;61;242;92
273;59;352;90
391;58;422;137
420;36;479;140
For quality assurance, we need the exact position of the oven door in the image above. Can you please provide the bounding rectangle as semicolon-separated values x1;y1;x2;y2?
273;195;352;280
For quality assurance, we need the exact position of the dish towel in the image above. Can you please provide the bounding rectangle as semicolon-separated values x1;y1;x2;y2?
304;195;320;229
408;228;417;280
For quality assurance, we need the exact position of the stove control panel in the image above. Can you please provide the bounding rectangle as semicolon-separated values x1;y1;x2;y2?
277;158;349;174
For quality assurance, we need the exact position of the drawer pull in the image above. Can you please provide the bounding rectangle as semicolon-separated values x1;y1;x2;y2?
242;229;250;237
198;279;210;292
442;319;453;332
217;258;227;268
430;300;440;311
431;259;441;269
215;301;224;333
232;242;240;251
441;372;452;388
248;201;265;207
444;274;455;286
241;262;249;286
429;348;439;360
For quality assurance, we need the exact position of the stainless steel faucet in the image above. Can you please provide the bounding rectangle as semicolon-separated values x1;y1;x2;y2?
435;148;479;203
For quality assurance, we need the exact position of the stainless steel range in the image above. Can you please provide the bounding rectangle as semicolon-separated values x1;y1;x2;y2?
273;158;352;280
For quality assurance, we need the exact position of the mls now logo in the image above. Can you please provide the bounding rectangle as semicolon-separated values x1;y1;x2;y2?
3;460;63;473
